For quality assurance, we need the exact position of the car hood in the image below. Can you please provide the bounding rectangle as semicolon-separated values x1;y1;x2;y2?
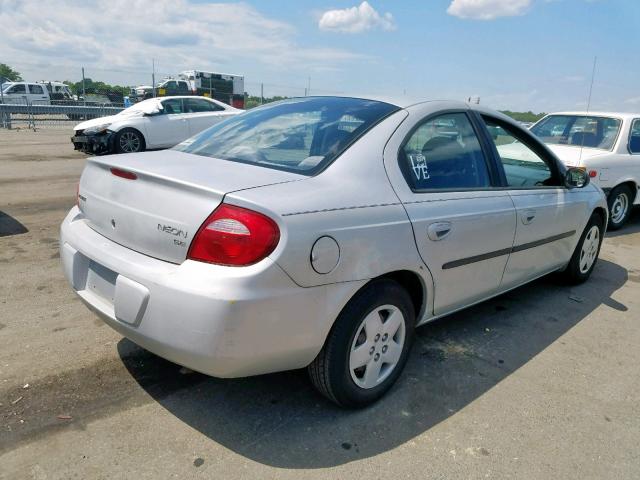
545;144;610;167
74;115;120;132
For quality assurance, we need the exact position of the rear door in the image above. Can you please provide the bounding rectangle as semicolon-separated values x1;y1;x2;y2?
478;114;590;289
143;98;190;148
385;108;517;316
183;98;228;135
28;84;49;104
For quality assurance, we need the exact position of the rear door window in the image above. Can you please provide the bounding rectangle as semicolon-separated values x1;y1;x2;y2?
29;84;44;94
185;98;224;113
399;112;490;190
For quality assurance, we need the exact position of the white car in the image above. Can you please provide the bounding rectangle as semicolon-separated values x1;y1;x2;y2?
71;96;241;155
530;112;640;229
61;96;606;407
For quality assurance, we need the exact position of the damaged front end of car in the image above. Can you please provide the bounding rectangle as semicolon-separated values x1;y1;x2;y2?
71;125;115;155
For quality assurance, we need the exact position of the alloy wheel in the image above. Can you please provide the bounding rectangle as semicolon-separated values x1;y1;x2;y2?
119;132;141;153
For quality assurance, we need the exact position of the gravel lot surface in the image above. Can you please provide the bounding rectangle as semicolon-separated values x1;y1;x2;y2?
1;129;639;479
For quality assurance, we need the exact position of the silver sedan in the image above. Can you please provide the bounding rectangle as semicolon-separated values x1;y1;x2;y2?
60;96;607;407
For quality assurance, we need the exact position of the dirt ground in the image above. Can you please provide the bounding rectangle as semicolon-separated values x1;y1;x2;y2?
1;129;639;479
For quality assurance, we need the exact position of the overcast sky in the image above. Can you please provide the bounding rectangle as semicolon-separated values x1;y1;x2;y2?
1;0;638;112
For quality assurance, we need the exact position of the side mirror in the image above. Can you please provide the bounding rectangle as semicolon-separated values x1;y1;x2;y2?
564;167;590;189
141;102;162;116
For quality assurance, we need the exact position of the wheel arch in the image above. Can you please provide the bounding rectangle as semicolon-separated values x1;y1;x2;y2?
610;180;638;203
377;270;427;322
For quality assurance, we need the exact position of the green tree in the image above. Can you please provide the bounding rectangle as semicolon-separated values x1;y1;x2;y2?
244;94;288;109
0;63;22;82
500;110;546;123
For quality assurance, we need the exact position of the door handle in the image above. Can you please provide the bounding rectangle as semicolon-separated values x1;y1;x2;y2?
427;222;452;241
521;209;536;225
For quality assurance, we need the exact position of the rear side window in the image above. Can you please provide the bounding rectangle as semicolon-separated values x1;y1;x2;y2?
630;119;640;154
185;98;224;113
29;84;44;94
175;97;399;175
483;117;556;188
400;112;490;190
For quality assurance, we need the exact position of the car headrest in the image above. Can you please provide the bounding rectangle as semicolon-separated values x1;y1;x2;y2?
571;131;598;147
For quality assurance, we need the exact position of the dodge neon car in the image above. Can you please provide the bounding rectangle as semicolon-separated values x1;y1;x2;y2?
61;96;606;407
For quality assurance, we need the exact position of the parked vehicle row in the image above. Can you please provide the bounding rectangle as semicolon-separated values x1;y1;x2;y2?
61;96;607;407
70;96;240;155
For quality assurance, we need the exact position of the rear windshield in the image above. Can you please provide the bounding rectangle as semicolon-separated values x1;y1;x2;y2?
174;97;399;174
531;115;621;150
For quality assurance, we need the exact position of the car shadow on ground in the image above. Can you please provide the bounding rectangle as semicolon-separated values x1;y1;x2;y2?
0;211;28;237
118;259;627;469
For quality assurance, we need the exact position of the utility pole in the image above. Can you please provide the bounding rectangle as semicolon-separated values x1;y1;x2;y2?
307;76;311;96
152;59;156;98
81;67;86;105
260;83;264;105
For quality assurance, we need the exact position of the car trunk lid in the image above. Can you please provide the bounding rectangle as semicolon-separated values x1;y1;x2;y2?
78;150;303;263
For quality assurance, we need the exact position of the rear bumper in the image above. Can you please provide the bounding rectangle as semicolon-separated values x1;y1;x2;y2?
60;207;363;377
71;132;114;155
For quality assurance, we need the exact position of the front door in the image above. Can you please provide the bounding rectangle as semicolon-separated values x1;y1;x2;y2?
479;114;590;289
386;110;517;315
144;98;190;148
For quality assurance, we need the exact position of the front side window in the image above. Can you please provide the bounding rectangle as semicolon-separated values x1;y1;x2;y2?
484;117;556;188
29;84;44;94
400;112;490;190
160;98;184;114
629;119;640;154
531;115;621;150
175;97;398;174
8;84;26;94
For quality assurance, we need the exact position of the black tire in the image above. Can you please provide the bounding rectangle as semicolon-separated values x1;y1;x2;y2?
114;128;146;154
607;184;633;230
308;279;415;408
560;213;604;284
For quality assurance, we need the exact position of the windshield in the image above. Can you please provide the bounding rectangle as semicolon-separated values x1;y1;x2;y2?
174;97;399;174
531;115;621;150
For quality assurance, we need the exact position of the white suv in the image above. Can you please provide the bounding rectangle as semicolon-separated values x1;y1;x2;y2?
531;112;640;229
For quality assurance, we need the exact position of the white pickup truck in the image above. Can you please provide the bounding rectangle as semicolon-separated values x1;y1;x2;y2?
531;112;640;229
0;81;74;105
1;81;50;104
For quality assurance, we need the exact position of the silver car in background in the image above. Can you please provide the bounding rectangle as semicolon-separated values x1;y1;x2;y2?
60;96;607;407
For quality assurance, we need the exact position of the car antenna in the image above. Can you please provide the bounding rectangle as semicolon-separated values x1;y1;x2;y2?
579;56;598;165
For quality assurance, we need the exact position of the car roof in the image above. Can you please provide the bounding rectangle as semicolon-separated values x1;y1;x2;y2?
546;111;640;120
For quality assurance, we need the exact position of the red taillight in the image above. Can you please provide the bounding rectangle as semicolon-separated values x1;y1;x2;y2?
589;170;598;178
187;204;280;266
110;167;137;180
